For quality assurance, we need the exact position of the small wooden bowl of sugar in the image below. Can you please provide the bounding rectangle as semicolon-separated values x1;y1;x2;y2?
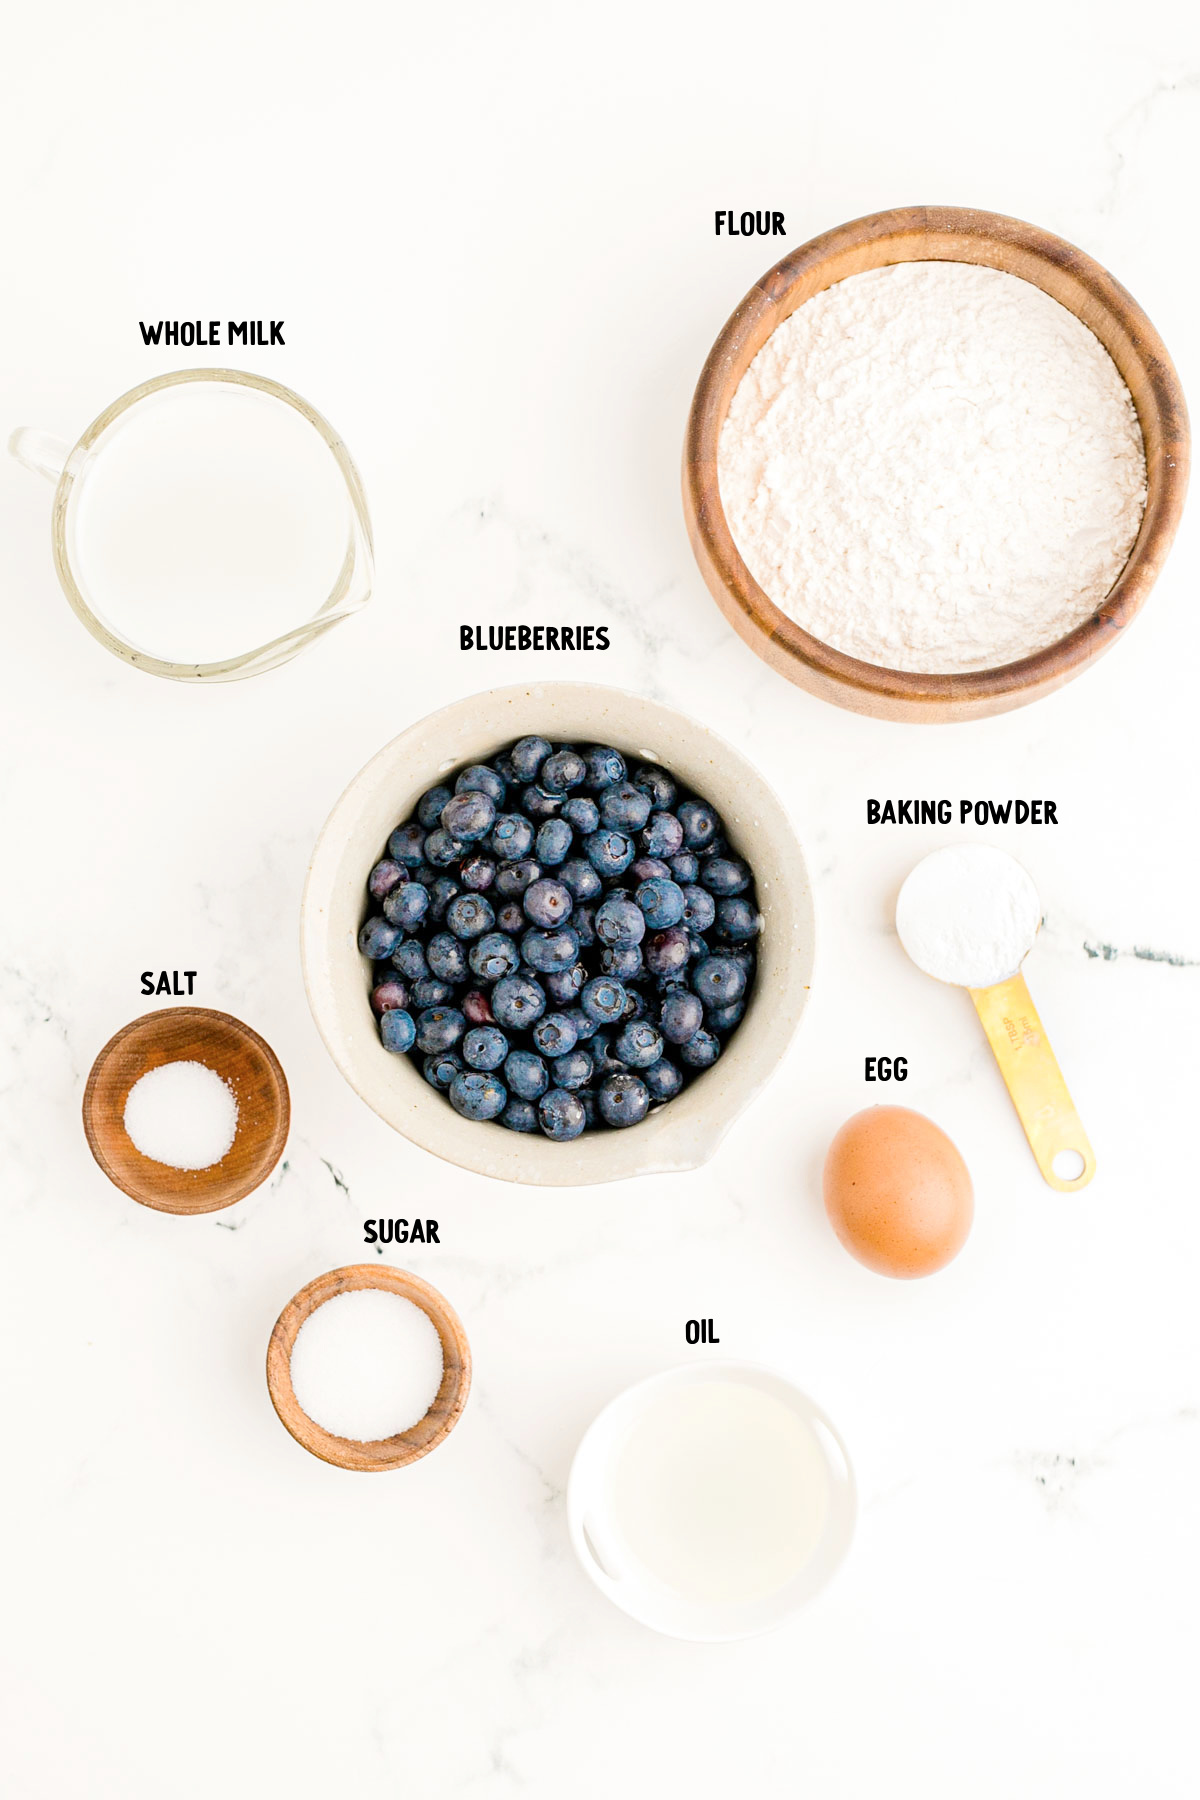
266;1265;471;1472
684;205;1190;722
82;1006;290;1214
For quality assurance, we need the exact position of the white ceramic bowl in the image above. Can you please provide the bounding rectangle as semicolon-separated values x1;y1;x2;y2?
301;682;814;1186
567;1361;856;1641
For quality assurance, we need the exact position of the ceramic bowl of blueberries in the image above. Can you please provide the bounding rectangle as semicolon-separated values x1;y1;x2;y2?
301;682;814;1186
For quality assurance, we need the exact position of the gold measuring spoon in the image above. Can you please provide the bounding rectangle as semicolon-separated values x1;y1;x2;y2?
896;846;1095;1193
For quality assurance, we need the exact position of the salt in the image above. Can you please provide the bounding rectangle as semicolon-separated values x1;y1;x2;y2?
289;1290;445;1442
123;1059;239;1170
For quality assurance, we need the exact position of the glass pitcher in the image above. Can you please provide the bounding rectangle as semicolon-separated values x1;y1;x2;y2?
9;367;373;681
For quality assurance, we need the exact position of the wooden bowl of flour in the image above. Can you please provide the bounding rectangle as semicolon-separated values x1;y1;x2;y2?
684;205;1189;723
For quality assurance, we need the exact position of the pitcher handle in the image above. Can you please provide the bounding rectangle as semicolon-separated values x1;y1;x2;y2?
8;427;70;484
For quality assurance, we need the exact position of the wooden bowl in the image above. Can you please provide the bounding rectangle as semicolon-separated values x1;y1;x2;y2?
266;1265;471;1471
82;1006;290;1214
684;205;1190;722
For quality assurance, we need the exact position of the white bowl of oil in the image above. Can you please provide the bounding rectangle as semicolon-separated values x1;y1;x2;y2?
567;1361;855;1641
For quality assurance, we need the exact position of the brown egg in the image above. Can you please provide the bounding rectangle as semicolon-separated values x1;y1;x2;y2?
823;1106;972;1278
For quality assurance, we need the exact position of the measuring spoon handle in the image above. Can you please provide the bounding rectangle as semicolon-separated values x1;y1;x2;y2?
969;973;1096;1192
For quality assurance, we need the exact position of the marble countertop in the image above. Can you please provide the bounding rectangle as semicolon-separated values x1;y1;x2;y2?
2;3;1197;1795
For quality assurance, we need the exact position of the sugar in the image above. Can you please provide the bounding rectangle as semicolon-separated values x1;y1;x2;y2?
289;1289;445;1442
123;1059;239;1170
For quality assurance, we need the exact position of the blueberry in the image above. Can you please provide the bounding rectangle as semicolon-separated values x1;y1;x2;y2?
615;1020;663;1068
598;781;651;832
412;976;454;1008
578;1089;598;1128
563;796;600;834
416;785;454;829
643;1057;683;1101
469;931;521;982
644;927;690;978
505;1048;550;1101
511;735;552;781
565;1005;598;1042
449;1070;507;1121
538;1088;587;1141
425;828;465;866
596;895;645;948
439;790;493;843
677;799;721;850
715;897;760;942
680;885;716;932
583;746;626;791
598;1072;650;1128
581;976;627;1024
680;1028;721;1069
492;974;547;1030
495;900;526;935
630;857;672;883
358;915;401;960
368;858;405;901
370;977;409;1016
632;764;677;810
659;989;704;1045
539;749;587;794
523;879;574;929
669;851;699;884
532;1012;579;1058
415;1007;467;1053
423;1050;463;1090
521;785;563;819
427;933;470;983
641;811;684;858
535;818;573;866
559;858;602;902
492;753;519;787
462;989;496;1025
388;821;427;866
706;999;747;1032
521;927;580;974
572;904;598;948
494;857;540;896
701;856;751;896
692;955;747;1006
428;876;460;921
455;765;507;806
635;877;685;929
491;814;535;861
460;853;497;892
600;943;643;981
551;1049;593;1090
584;828;635;878
544;962;586;1005
382;881;429;932
590;1031;622;1078
686;932;709;962
379;1008;417;1054
391;940;429;981
411;862;440;887
462;1025;509;1071
446;894;496;940
500;1097;539;1133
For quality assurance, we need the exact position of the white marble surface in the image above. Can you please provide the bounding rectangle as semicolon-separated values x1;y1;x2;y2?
2;4;1199;1795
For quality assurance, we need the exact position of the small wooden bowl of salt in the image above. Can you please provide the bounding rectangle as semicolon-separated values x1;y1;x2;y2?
82;1006;290;1214
266;1265;471;1472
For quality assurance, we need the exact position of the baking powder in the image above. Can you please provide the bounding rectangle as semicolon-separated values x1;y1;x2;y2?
717;262;1147;672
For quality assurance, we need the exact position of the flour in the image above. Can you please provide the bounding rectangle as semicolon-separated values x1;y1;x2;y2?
895;846;1042;988
718;262;1147;673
